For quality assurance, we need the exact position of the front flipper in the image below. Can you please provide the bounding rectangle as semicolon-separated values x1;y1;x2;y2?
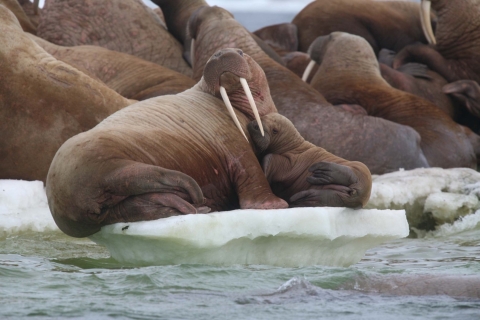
104;192;211;225
103;161;206;205
307;161;359;187
94;161;208;225
393;43;454;82
289;187;354;208
295;161;371;209
443;80;480;119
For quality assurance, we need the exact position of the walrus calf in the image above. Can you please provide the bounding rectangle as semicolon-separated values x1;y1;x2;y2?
248;113;372;208
46;48;289;238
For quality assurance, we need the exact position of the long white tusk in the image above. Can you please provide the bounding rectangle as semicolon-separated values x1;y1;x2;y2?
33;0;39;15
239;77;264;137
420;0;436;45
302;60;316;82
220;86;249;142
190;38;195;69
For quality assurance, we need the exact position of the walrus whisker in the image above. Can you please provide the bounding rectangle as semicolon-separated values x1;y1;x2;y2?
302;60;316;82
33;0;40;15
220;85;249;141
420;0;436;45
190;38;195;69
240;77;264;136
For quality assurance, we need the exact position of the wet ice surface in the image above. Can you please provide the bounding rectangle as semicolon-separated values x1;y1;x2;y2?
90;207;408;267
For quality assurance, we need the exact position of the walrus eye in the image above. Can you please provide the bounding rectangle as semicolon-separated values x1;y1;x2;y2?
272;129;279;135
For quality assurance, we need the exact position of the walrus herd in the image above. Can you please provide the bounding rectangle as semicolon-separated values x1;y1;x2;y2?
1;0;480;237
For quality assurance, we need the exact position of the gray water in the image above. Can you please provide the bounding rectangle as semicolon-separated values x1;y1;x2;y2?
1;227;479;319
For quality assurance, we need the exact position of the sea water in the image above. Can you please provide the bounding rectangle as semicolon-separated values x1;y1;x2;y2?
1;221;479;319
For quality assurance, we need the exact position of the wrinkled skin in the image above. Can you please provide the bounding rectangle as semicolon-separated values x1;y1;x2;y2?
37;0;192;76
31;35;195;100
394;0;480;84
308;32;479;169
46;49;288;238
248;113;372;208
1;0;36;33
0;6;131;182
182;5;429;174
292;0;434;54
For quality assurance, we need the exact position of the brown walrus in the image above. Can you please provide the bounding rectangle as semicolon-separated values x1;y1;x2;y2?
305;32;480;169
30;35;195;100
248;113;372;208
0;5;132;182
46;48;289;238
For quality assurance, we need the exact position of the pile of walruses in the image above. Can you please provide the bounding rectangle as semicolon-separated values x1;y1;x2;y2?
1;0;479;238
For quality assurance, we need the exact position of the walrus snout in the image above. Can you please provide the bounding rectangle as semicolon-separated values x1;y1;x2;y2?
248;120;270;154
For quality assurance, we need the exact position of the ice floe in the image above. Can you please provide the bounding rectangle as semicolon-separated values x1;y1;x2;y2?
89;207;408;267
366;168;480;232
0;180;57;238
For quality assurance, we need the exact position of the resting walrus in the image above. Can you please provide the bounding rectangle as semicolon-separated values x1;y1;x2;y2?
248;113;372;208
46;48;288;238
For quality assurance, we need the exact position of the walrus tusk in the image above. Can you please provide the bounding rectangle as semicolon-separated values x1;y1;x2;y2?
240;77;264;136
33;0;40;15
190;38;195;69
220;86;249;142
420;0;436;45
302;60;316;82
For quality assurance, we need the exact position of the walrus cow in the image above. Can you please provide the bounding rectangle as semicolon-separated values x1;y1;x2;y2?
46;49;289;238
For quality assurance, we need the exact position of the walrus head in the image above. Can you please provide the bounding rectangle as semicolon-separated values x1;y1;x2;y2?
202;48;277;140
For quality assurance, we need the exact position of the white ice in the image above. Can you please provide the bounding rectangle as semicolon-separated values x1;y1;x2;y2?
89;207;409;267
0;180;57;238
366;168;480;233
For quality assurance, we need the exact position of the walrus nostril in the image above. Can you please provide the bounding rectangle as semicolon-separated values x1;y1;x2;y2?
214;51;222;58
254;124;259;131
237;50;243;56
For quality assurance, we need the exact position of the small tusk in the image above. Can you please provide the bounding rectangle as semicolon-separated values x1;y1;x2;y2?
190;38;195;69
420;0;436;45
302;60;316;82
239;77;264;136
220;86;249;142
33;0;39;15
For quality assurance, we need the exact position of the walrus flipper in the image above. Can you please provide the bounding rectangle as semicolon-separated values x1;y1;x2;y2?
100;161;209;224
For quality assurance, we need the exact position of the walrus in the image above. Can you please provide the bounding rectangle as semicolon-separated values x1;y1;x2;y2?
0;5;132;182
46;48;289;238
304;32;480;169
248;113;372;208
